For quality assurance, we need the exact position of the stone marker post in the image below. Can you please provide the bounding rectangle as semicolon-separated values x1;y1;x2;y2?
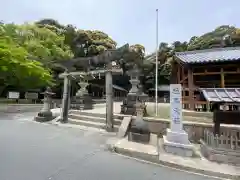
163;84;194;157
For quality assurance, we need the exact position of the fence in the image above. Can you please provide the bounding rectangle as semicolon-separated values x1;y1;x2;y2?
203;129;240;151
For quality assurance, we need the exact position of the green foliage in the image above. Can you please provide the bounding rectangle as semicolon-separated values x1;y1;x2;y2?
0;19;118;92
14;23;73;62
187;25;240;50
0;34;52;89
35;19;117;58
2;18;240;93
0;22;74;90
118;44;146;73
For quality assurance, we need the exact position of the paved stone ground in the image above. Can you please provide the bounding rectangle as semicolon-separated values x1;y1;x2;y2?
0;112;227;180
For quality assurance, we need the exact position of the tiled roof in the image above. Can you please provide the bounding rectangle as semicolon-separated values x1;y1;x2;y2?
175;47;240;64
200;88;240;103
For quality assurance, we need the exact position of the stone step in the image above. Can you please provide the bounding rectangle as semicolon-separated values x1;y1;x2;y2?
68;114;122;125
68;118;119;132
69;110;105;118
69;110;124;120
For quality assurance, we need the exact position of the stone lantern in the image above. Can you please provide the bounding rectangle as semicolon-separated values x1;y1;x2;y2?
128;66;140;95
72;74;93;110
78;81;88;97
121;65;148;116
135;100;145;122
137;84;148;115
120;65;141;115
35;87;55;122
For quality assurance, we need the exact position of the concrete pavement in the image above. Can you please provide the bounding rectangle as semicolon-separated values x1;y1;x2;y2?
108;137;240;179
0;112;227;180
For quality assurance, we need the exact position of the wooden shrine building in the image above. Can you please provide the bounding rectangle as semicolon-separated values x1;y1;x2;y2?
172;47;240;111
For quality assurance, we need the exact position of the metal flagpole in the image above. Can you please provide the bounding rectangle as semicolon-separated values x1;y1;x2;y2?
155;9;159;116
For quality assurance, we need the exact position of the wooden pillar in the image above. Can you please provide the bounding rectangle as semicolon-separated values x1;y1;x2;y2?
181;66;185;81
170;62;178;84
220;68;225;88
188;68;194;110
177;65;181;84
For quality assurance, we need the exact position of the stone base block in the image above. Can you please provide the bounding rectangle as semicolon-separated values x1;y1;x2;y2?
117;116;132;138
35;115;54;122
149;133;158;147
163;135;194;157
200;139;240;166
82;103;93;110
35;110;54;122
105;125;115;132
112;138;159;162
120;105;147;116
128;132;150;144
163;128;194;157
165;128;189;145
120;105;136;115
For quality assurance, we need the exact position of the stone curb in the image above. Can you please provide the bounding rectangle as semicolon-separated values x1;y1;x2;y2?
105;141;240;180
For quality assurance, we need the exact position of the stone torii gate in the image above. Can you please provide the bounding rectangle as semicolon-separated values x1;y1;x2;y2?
56;44;130;132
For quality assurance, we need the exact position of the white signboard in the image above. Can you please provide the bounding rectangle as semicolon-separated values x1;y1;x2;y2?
170;84;183;132
8;92;20;99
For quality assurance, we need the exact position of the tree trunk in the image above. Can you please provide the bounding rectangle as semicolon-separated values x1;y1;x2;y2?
0;86;5;97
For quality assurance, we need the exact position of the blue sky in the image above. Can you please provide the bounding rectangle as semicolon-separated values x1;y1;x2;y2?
1;0;240;54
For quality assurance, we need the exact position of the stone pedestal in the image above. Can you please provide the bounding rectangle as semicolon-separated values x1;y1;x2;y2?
163;84;194;157
163;129;194;157
121;94;138;115
128;101;150;144
82;94;93;110
35;87;55;122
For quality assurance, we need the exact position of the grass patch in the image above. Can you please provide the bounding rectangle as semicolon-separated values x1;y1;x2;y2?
146;103;213;123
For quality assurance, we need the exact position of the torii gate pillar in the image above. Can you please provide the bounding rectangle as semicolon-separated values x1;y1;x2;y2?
105;62;114;131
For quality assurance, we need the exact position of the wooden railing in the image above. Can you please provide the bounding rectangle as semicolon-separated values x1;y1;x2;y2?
203;129;240;151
